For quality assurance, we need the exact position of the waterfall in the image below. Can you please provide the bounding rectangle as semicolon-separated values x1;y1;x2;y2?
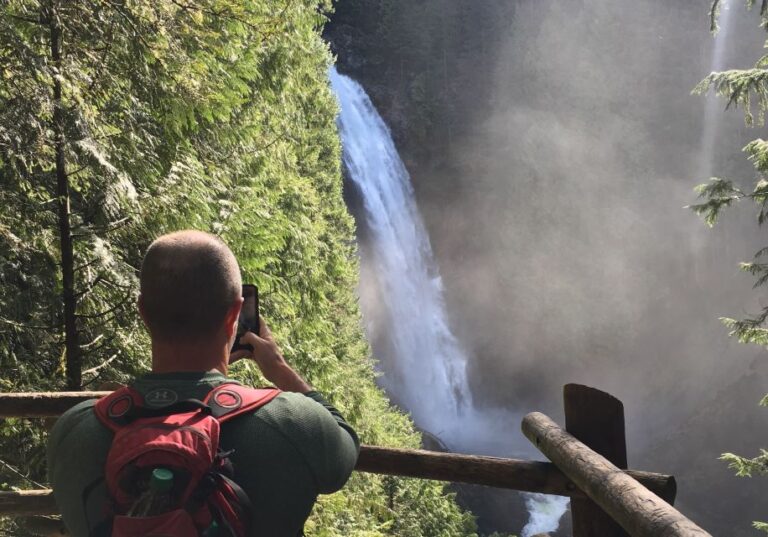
692;0;736;284
698;0;735;180
330;67;472;437
330;66;568;536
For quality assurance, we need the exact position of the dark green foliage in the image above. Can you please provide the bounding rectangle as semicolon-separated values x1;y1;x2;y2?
688;177;744;226
0;1;476;534
692;2;768;532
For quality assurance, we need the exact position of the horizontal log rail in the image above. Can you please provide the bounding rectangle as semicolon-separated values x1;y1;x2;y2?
523;411;711;537
0;449;676;516
357;445;675;500
0;391;677;517
0;490;57;517
0;391;108;418
0;451;676;516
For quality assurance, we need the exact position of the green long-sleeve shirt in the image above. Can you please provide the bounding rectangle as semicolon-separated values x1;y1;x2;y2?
47;371;360;537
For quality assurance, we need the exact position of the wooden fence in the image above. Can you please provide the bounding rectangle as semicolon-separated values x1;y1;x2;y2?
0;384;711;537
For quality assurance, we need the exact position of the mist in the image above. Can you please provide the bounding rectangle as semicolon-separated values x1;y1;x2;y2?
330;0;768;534
414;1;768;533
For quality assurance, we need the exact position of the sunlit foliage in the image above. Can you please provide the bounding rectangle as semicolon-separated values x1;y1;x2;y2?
0;1;476;534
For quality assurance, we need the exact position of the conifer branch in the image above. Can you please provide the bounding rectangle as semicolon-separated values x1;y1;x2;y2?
0;317;59;331
99;276;133;291
720;448;768;476
73;258;99;273
5;14;44;26
75;294;131;320
167;0;261;30
66;165;89;178
82;353;118;376
79;333;104;349
80;339;110;357
102;1;161;66
721;309;768;344
86;20;116;93
72;217;133;238
0;458;45;490
73;274;104;299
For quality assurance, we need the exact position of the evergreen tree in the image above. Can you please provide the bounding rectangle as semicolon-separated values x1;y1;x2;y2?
690;1;768;532
0;1;477;535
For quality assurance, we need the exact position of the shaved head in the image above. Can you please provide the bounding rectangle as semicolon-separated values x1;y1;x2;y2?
140;230;241;341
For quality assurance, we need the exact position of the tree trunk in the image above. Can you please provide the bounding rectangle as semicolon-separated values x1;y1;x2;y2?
48;0;81;390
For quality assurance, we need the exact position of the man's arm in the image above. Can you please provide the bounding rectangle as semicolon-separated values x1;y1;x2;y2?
234;316;312;393
263;390;360;493
47;400;113;537
302;390;359;447
235;317;360;492
300;390;360;491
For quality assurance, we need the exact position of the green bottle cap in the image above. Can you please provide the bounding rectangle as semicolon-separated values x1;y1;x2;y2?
203;520;220;537
149;468;174;493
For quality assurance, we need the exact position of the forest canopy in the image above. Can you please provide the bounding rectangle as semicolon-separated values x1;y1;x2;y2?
0;0;476;535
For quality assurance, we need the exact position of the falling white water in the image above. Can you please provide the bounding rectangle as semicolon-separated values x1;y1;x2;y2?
698;0;735;180
331;66;568;535
692;0;736;283
330;66;471;436
521;494;570;537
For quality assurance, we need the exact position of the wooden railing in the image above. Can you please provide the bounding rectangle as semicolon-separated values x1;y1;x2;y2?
0;384;710;537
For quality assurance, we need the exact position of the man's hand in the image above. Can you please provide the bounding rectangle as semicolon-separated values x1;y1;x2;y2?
229;316;312;393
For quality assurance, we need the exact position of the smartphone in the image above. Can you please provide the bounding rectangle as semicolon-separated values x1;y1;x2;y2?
231;284;259;353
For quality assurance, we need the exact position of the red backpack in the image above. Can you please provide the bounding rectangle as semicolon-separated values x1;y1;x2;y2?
89;382;281;537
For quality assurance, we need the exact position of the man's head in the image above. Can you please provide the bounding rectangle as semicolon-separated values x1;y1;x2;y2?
139;230;242;345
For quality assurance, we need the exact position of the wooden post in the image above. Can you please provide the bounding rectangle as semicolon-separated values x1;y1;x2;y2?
522;412;710;537
563;385;676;507
565;384;630;537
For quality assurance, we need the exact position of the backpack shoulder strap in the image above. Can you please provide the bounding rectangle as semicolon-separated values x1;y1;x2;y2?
93;387;143;432
204;383;281;422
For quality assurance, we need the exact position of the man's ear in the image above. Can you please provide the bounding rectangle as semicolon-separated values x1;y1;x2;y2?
224;297;244;340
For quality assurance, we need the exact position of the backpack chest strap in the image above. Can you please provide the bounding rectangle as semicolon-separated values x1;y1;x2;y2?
93;383;281;431
203;383;281;422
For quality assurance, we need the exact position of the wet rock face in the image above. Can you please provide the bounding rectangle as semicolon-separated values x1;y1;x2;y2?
452;482;573;537
453;484;530;535
421;431;572;536
420;433;527;533
324;23;365;75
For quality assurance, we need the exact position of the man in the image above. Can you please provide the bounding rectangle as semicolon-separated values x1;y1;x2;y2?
47;230;360;536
